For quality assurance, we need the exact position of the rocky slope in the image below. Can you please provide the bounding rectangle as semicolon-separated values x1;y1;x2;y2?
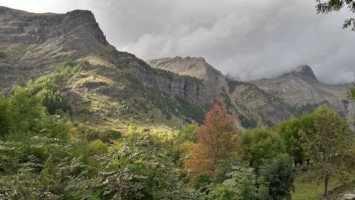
148;57;293;128
0;6;211;130
147;58;354;130
252;65;354;128
1;6;351;130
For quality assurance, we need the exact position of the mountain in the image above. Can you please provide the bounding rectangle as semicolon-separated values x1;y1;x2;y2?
0;6;211;130
252;65;352;110
148;58;354;130
148;56;293;129
1;6;351;131
253;65;354;128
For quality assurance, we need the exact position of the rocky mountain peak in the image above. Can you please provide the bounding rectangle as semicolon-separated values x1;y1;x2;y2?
146;56;223;82
284;65;318;81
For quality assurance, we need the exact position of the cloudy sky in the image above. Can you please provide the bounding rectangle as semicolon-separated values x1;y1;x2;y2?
0;0;354;84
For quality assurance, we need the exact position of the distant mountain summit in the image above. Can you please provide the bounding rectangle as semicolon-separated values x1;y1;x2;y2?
147;56;224;84
253;65;354;129
284;65;318;81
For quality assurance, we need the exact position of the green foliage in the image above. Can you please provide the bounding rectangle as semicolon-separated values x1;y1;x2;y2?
0;95;11;137
209;159;258;200
39;80;68;115
258;154;295;200
99;129;121;143
278;117;305;164
0;51;6;59
192;172;211;192
176;124;198;143
182;75;203;85
175;96;205;124
6;86;46;134
316;0;355;31
227;78;242;93
239;114;257;128
287;102;326;118
300;106;353;196
348;87;355;100
241;128;286;173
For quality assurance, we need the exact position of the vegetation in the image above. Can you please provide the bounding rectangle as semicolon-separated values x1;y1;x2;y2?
300;107;353;197
0;64;353;199
187;100;239;175
316;0;355;31
239;114;257;128
0;51;5;59
241;128;286;173
348;79;355;100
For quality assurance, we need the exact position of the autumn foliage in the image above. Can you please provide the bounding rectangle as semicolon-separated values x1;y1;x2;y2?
187;100;239;175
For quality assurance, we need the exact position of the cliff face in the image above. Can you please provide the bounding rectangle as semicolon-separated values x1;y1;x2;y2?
147;57;293;127
0;6;212;105
0;7;218;129
0;6;113;93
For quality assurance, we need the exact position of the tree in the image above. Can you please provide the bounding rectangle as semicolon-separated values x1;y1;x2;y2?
187;100;239;175
300;107;354;197
39;80;67;115
0;95;11;137
316;0;355;31
278;118;306;165
258;154;295;200
241;128;286;173
209;160;258;200
176;124;198;143
348;78;355;100
348;87;355;100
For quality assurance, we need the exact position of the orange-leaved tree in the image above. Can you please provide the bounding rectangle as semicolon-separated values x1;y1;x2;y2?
187;100;239;176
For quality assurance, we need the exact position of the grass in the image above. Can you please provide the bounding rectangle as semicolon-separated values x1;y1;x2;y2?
292;174;353;200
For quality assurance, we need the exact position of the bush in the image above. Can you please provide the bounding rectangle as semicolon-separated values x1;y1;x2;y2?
209;160;257;200
192;172;211;192
258;154;295;200
241;128;286;173
99;129;121;143
0;51;5;59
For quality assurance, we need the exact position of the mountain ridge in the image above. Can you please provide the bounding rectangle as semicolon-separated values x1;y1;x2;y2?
0;6;352;131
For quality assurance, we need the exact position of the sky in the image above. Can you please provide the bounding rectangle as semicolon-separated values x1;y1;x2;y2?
0;0;354;84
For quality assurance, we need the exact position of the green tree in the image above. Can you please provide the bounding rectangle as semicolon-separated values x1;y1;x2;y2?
258;154;295;200
0;95;11;137
39;80;67;115
176;124;198;143
348;78;355;100
209;160;258;200
241;128;286;173
300;107;354;197
7;86;44;133
278;117;306;165
316;0;355;30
